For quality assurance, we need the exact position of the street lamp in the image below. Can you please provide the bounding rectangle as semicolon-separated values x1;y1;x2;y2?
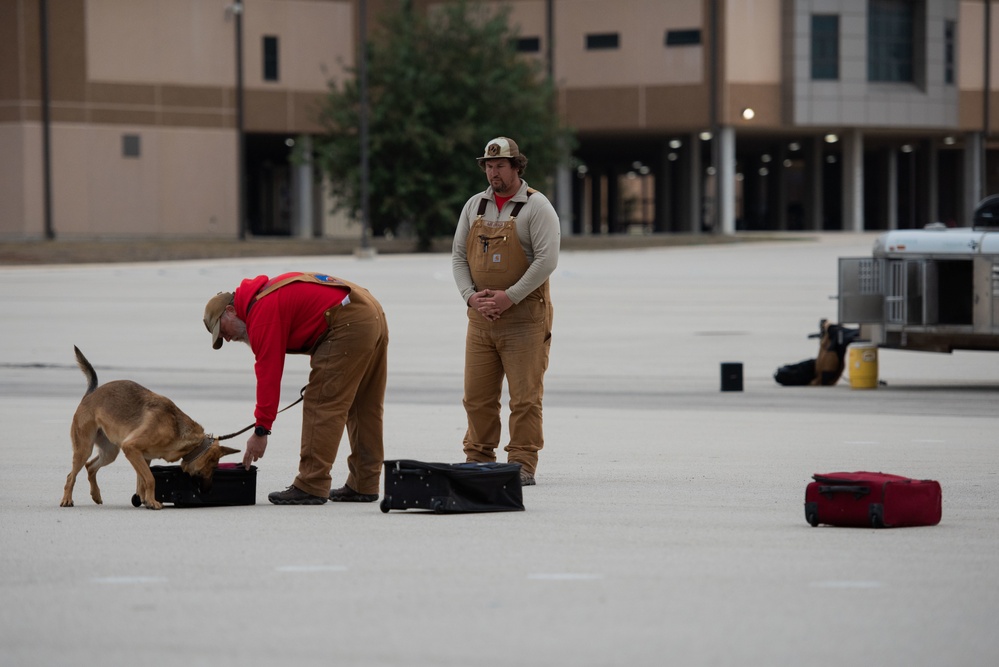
358;0;372;256
39;0;54;239
227;1;246;239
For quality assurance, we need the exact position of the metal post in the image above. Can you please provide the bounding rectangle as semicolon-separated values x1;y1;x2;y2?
234;0;246;239
984;0;992;196
709;0;723;234
39;0;54;240
358;0;372;254
546;0;554;82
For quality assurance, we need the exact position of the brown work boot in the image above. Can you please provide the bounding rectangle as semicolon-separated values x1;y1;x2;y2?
268;485;327;505
329;485;379;502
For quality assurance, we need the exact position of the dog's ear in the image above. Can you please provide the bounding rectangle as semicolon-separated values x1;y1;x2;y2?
219;445;240;458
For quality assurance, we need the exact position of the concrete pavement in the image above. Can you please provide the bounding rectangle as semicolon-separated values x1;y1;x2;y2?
1;233;997;667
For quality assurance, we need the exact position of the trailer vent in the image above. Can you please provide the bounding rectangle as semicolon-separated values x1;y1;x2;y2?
857;259;883;294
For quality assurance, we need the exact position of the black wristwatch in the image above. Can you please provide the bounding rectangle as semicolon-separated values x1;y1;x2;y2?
254;426;271;437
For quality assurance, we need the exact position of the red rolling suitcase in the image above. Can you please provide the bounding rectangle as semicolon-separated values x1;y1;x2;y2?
804;471;941;528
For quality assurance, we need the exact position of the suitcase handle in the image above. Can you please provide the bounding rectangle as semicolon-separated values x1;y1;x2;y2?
818;485;870;499
392;461;431;477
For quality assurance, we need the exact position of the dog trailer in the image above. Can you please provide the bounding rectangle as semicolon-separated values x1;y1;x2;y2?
837;196;999;353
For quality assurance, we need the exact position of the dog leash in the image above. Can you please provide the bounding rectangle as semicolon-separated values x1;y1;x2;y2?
217;386;307;441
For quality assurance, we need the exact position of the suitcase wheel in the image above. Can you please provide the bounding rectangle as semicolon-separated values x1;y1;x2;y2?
131;494;142;508
380;497;390;514
431;499;444;514
804;502;819;527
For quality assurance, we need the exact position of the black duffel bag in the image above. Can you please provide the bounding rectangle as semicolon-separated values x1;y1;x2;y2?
774;358;816;386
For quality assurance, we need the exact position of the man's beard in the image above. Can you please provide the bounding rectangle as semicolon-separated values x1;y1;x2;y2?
230;318;250;346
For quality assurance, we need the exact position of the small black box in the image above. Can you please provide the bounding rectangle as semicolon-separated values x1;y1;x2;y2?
721;362;743;391
131;463;257;507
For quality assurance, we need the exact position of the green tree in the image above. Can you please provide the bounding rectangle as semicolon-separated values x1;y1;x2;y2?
313;0;572;250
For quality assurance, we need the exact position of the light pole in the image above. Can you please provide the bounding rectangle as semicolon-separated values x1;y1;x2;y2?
39;0;54;240
357;0;372;255
230;1;246;240
984;0;992;197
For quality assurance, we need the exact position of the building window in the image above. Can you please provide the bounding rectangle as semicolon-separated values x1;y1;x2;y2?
665;29;701;46
586;33;619;50
811;15;839;80
263;36;279;82
868;0;914;82
944;20;955;85
513;36;541;53
122;134;140;158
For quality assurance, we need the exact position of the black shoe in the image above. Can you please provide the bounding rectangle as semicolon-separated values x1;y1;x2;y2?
329;485;378;502
268;486;327;505
519;471;536;486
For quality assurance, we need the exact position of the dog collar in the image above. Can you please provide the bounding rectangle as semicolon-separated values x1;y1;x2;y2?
182;436;215;464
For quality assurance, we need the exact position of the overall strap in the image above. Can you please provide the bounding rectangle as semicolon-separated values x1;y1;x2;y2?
247;273;350;316
254;273;349;302
479;188;535;218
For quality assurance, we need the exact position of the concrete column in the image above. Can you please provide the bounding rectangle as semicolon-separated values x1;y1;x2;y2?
842;129;864;232
293;135;313;239
964;132;984;217
656;143;670;232
776;145;788;231
926;140;939;224
810;136;824;231
887;148;898;230
688;133;702;233
718;125;736;234
556;164;573;237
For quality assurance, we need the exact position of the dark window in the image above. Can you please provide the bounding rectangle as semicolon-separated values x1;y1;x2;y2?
263;35;279;82
586;33;619;50
665;29;701;46
811;15;839;80
944;20;955;85
514;36;541;53
122;134;140;158
868;0;914;82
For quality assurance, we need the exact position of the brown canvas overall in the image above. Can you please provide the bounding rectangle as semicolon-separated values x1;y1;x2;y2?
463;198;553;476
255;273;388;497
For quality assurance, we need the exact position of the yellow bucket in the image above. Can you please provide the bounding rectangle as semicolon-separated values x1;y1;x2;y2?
848;342;878;389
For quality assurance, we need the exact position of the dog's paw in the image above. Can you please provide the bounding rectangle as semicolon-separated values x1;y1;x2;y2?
143;499;163;510
59;499;74;507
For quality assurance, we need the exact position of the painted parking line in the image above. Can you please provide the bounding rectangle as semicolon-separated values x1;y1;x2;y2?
275;565;348;573
528;573;603;581
809;580;883;589
91;576;168;585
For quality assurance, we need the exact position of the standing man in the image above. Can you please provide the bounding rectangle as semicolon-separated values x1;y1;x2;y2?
203;272;388;505
452;137;560;486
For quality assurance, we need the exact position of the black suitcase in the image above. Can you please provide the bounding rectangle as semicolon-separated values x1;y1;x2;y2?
380;460;524;513
131;463;257;507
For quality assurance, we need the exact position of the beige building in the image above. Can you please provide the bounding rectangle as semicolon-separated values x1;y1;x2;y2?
2;0;997;240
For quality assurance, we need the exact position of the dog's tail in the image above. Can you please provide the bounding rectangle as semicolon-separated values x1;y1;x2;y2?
73;346;99;396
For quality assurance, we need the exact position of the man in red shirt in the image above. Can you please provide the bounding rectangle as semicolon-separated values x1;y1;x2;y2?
203;272;388;505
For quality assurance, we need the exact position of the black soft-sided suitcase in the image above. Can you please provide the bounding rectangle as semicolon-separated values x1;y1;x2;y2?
380;460;524;513
804;471;942;528
130;463;257;507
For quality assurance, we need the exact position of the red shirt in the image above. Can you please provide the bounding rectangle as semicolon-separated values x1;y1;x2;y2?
495;194;513;213
233;274;349;429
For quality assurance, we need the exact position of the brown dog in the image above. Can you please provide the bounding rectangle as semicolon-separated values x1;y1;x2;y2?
811;319;856;386
61;346;238;509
